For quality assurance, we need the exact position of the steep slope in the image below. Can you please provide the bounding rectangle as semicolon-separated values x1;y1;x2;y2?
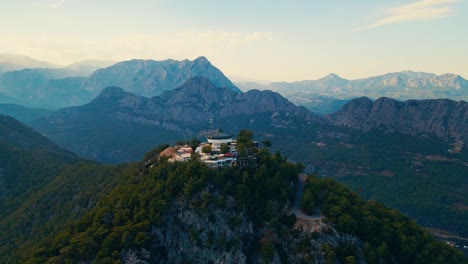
0;103;52;123
0;114;125;262
32;77;317;163
271;98;468;236
0;114;80;217
81;56;241;97
326;97;468;153
10;146;465;263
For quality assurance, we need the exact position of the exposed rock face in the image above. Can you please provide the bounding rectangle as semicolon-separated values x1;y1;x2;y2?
326;97;468;152
44;77;316;128
32;77;319;163
146;195;253;263
158;77;314;124
0;56;239;108
81;56;241;97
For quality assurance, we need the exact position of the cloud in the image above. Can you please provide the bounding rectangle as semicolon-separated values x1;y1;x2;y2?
50;0;65;9
353;0;459;32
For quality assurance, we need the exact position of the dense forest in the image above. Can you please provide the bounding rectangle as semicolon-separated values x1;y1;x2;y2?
273;125;468;237
0;122;465;263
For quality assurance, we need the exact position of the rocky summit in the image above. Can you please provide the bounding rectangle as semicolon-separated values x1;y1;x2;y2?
81;56;241;97
326;97;468;153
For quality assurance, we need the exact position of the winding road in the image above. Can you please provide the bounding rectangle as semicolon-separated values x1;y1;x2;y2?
290;173;321;221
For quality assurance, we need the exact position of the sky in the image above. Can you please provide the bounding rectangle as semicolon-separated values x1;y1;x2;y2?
0;0;467;81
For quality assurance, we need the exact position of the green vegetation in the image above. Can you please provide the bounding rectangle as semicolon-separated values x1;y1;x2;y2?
302;175;466;263
19;137;302;262
272;125;468;237
236;129;256;157
201;145;212;153
0;122;465;263
220;143;230;154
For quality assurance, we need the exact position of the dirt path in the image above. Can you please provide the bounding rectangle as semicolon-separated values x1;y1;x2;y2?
290;173;321;221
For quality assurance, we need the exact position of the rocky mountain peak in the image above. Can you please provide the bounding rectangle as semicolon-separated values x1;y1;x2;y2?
193;56;210;64
97;86;130;99
80;56;240;97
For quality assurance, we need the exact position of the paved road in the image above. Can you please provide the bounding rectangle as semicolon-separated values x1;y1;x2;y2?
290;173;321;221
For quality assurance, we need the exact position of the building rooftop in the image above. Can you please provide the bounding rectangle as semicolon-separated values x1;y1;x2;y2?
205;127;233;140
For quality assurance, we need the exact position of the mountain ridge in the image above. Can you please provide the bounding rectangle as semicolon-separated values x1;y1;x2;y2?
31;77;318;163
326;96;468;153
235;70;468;113
80;56;241;97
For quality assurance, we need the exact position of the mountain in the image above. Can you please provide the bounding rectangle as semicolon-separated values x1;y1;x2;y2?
0;114;124;262
235;71;468;114
285;93;349;115
270;71;468;101
0;69;90;108
0;131;463;263
24;78;468;238
65;59;116;69
64;59;117;77
0;114;80;218
81;56;241;97
0;104;52;123
327;97;468;153
0;56;241;109
32;77;316;163
0;53;57;73
268;97;468;237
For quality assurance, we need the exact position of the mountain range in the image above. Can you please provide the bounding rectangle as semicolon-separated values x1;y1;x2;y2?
236;71;468;114
0;55;467;245
0;56;240;109
0;53;57;73
327;97;468;153
31;77;315;163
4;76;460;238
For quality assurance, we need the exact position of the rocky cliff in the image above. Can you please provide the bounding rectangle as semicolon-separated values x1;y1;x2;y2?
81;56;241;97
326;97;468;153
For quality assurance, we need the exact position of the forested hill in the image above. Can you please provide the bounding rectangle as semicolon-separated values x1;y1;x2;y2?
0;114;126;262
0;135;461;263
0;114;82;218
0;120;465;262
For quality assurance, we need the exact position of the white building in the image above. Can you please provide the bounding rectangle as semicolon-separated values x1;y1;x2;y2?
205;128;233;151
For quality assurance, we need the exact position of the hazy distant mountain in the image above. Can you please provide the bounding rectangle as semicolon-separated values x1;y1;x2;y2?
270;71;468;100
0;56;241;109
64;59;117;76
32;77;315;163
0;69;91;109
235;71;468;114
0;104;52;123
326;97;468;153
0;53;57;73
81;56;241;97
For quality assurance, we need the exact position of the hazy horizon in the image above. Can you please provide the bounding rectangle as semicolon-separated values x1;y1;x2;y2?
1;0;467;82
